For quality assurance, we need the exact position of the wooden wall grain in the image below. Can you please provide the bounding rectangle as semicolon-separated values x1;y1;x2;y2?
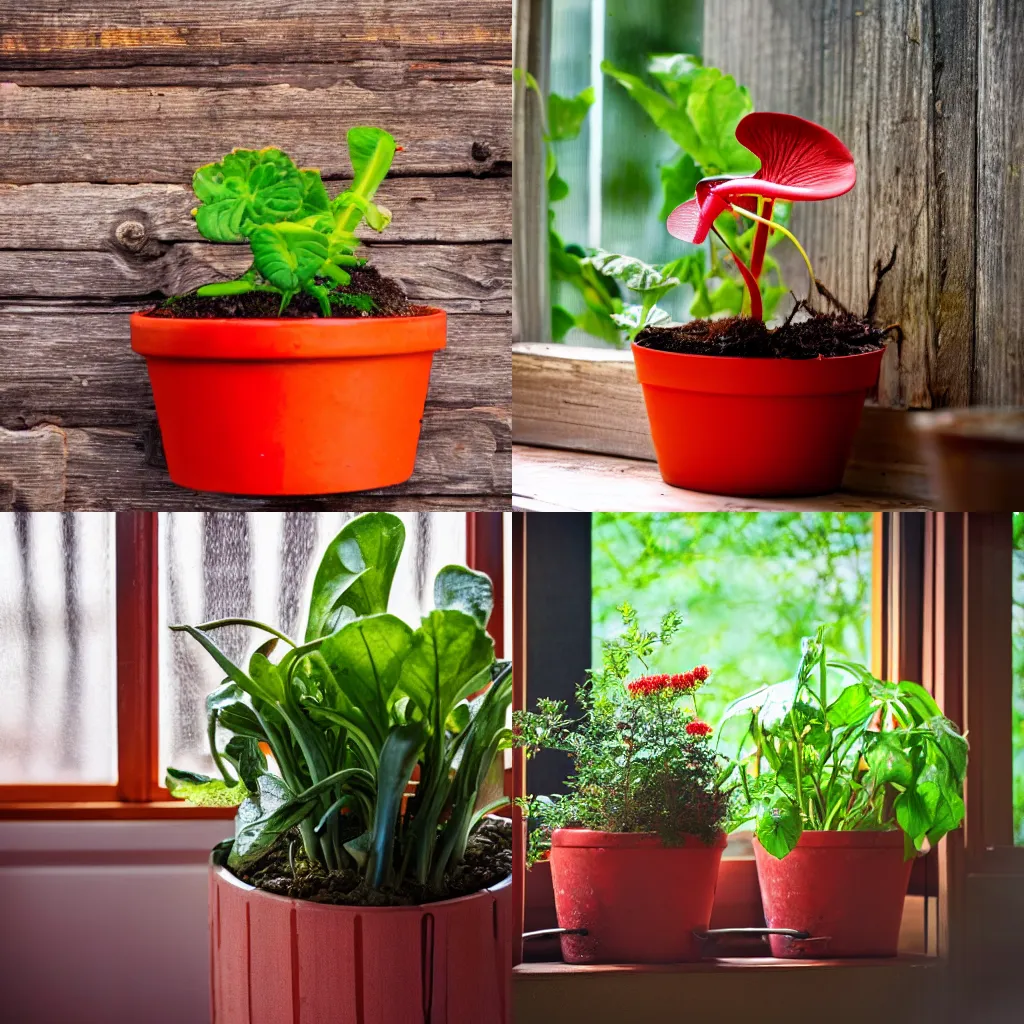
0;2;511;510
704;0;1022;411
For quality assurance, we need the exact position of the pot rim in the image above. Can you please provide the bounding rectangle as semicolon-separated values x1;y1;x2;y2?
130;307;447;361
551;828;728;850
209;854;511;913
753;828;907;851
630;339;884;397
630;340;886;367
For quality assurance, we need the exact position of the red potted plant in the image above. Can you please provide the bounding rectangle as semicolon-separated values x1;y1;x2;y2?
166;513;513;1023
721;627;967;958
514;605;730;964
620;112;890;496
131;127;445;495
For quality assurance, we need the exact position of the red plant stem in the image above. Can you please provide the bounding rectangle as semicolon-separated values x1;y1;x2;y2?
749;198;775;279
712;225;762;320
730;250;763;320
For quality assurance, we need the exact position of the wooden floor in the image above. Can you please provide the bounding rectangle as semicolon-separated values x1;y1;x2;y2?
512;445;931;512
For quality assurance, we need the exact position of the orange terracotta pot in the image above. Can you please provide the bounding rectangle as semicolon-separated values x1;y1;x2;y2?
632;342;884;496
131;309;446;495
753;830;912;958
209;858;511;1024
550;829;727;964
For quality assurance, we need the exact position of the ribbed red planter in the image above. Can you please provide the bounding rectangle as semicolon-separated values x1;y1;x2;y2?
549;829;727;964
753;830;913;958
209;859;512;1023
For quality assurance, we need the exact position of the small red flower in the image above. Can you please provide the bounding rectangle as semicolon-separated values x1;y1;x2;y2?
692;665;710;682
686;720;713;737
627;674;671;697
627;666;712;697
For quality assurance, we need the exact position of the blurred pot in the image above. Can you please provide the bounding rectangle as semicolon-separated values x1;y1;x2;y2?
913;409;1024;510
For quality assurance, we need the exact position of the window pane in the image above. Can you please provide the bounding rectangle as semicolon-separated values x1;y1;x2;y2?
0;512;117;784
158;512;467;778
549;0;703;347
1013;512;1023;844
592;513;874;724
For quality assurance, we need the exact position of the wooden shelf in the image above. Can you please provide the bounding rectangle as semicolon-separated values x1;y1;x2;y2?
513;445;931;512
513;954;944;1023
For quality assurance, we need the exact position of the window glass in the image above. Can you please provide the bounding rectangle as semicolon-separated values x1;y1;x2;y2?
1013;512;1023;844
158;512;467;778
0;512;117;784
591;513;874;728
549;0;703;346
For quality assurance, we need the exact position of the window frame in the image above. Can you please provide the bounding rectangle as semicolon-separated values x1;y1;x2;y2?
0;511;504;820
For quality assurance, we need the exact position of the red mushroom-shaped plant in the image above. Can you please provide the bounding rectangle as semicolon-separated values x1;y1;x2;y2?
666;112;856;321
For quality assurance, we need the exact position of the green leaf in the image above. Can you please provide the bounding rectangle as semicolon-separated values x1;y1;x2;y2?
547;87;595;142
224;735;267;793
197;279;256;297
333;127;397;235
658;151;702;221
318;613;415;741
367;721;426;888
305;512;406;640
755;798;803;859
192;148;305;241
864;731;914;788
166;767;246;807
924;715;968;784
433;564;494;629
583;251;680;301
551;305;576;341
299;168;331;215
685;69;758;173
611;304;673;333
601;61;702;158
647;53;703;106
250;222;329;290
399;609;495;719
826;683;875;727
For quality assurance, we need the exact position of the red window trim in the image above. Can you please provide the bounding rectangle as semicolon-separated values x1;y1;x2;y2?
1;511;497;820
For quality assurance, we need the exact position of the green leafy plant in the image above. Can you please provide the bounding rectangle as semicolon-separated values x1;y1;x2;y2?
514;603;729;865
166;513;513;895
189;127;397;316
721;627;967;859
603;53;791;322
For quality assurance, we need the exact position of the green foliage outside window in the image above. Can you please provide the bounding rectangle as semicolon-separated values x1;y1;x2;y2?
591;513;874;730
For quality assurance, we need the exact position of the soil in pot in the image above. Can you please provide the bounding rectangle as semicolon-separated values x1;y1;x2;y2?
753;830;913;959
636;307;886;359
148;266;416;319
232;815;512;908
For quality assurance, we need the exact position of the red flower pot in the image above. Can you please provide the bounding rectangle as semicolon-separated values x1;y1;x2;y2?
753;830;913;958
549;829;727;964
131;309;446;495
631;343;884;497
209;859;511;1023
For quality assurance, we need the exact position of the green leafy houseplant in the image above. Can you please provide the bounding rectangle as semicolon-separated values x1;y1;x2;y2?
514;604;729;864
721;627;967;859
166;512;513;898
186;126;397;316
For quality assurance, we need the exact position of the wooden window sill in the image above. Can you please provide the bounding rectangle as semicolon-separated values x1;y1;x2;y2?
513;445;931;511
513;955;943;1022
0;802;235;820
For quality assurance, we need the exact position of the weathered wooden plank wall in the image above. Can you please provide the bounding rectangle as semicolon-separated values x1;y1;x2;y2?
704;0;1022;410
0;2;511;509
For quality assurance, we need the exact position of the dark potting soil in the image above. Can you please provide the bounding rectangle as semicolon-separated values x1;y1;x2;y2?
146;266;417;319
636;309;887;359
233;816;513;907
